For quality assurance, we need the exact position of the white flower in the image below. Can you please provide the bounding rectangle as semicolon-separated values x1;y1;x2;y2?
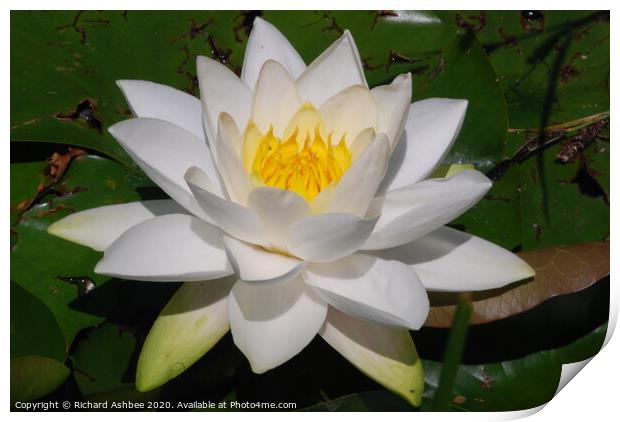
48;17;534;405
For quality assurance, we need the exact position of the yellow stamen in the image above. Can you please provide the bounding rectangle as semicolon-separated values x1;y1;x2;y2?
242;108;353;201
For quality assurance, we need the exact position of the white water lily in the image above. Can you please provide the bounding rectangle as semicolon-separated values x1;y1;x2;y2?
48;18;534;405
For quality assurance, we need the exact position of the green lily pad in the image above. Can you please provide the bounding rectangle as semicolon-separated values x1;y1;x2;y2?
263;10;455;86
71;322;137;396
10;281;70;403
11;281;66;361
10;10;456;165
302;390;412;411
10;155;154;347
455;133;609;251
11;356;71;404
422;351;561;411
515;139;609;250
301;322;606;411
421;322;607;411
414;31;508;170
433;11;609;252
10;10;229;166
557;323;607;364
479;11;608;129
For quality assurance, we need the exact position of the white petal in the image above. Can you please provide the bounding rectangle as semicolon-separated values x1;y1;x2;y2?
296;30;367;107
223;235;305;285
304;254;429;330
373;226;535;291
215;114;252;204
310;129;379;213
228;277;327;373
197;56;252;148
288;213;378;262
363;170;492;250
185;167;267;246
320;307;424;406
241;16;306;91
318;85;377;144
327;134;390;217
381;98;468;192
246;186;310;251
136;278;233;391
370;73;412;148
252;60;302;137
94;214;232;282
47;200;185;252
349;127;376;161
108;118;224;216
116;80;205;142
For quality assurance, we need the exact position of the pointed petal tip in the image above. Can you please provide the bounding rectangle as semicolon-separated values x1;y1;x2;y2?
252;15;267;27
520;259;537;279
93;258;107;275
229;322;277;375
195;55;219;74
259;58;286;72
525;268;536;280
136;280;232;391
183;165;209;194
340;29;359;54
134;376;157;393
461;168;492;185
183;165;201;181
106;121;121;137
217;111;235;127
253;59;297;91
248;362;269;375
376;131;390;147
184;165;215;193
404;387;423;408
438;168;492;192
453;98;469;114
46;219;62;237
46;220;74;248
228;278;327;374
394;72;412;85
196;55;208;65
115;79;140;89
426;98;469;121
467;253;536;292
423;97;469;117
320;308;424;407
47;217;97;250
106;117;135;139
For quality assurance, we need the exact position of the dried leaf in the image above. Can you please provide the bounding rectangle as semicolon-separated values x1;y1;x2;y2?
12;148;86;215
424;242;609;327
47;148;86;180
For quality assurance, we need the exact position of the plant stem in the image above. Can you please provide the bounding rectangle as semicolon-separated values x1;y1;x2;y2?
431;295;472;411
508;111;610;134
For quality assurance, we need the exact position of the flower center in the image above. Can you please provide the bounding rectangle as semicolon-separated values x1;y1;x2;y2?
242;120;352;201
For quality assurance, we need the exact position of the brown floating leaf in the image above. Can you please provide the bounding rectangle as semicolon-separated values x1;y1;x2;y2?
424;242;610;327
